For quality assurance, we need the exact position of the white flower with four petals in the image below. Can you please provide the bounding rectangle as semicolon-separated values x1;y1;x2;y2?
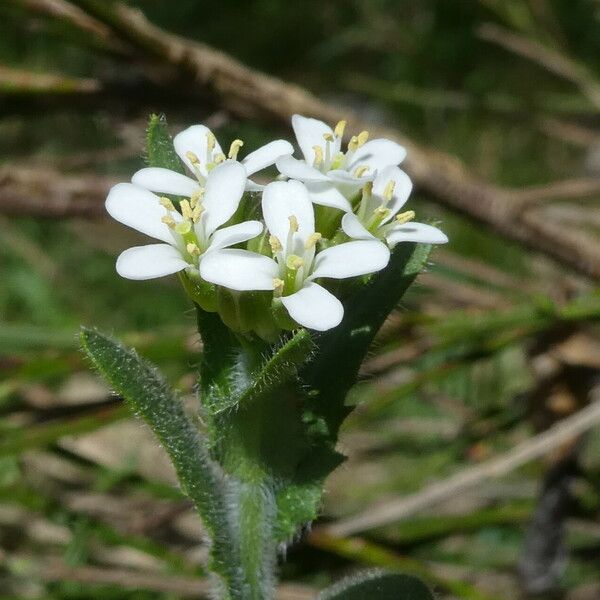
200;180;390;331
276;115;406;211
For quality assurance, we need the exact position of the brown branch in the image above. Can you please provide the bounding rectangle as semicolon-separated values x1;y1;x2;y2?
325;391;600;537
477;22;600;110
0;65;100;94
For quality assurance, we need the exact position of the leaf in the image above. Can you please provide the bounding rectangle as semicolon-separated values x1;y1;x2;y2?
145;113;185;173
318;570;435;600
79;328;242;595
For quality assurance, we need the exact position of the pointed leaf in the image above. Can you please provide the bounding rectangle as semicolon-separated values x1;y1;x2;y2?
146;113;186;174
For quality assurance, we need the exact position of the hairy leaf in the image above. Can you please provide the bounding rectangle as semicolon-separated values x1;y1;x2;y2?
146;113;185;173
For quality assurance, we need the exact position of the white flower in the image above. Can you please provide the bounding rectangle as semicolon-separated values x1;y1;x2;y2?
341;165;448;248
275;114;406;212
106;161;263;280
200;180;390;331
131;124;293;195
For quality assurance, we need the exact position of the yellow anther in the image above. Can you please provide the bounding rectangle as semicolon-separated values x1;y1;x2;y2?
304;232;322;249
286;255;304;270
180;200;193;220
159;197;175;211
353;165;370;178
161;215;176;228
175;220;192;235
362;181;373;197
396;210;415;224
206;131;216;152
288;215;299;233
269;235;282;254
186;151;200;165
383;180;396;202
272;278;284;296
213;153;226;164
375;207;391;219
334;120;347;138
186;243;201;256
312;145;324;167
190;189;204;205
347;135;359;152
191;204;204;223
228;139;244;160
356;130;369;147
323;133;334;142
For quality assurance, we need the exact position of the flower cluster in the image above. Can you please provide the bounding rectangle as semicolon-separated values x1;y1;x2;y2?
106;116;448;333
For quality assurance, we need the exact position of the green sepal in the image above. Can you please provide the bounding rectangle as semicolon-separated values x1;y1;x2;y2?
79;328;242;596
318;570;435;600
145;113;185;174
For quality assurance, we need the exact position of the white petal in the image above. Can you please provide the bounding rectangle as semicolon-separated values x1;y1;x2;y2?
348;139;407;172
202;161;247;236
262;180;315;248
341;212;375;240
174;124;222;175
105;183;179;244
116;244;188;280
207;220;263;251
310;240;390;280
326;169;371;185
281;282;343;332
245;179;265;192
305;182;352;211
373;166;413;223
242;140;294;175
291;114;337;164
131;168;200;197
200;249;278;291
276;155;330;182
386;222;449;247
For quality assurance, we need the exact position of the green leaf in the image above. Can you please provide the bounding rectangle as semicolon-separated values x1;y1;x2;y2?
145;113;185;173
79;328;242;597
318;570;435;600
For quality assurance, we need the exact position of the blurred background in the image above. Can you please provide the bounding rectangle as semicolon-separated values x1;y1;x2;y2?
0;1;599;598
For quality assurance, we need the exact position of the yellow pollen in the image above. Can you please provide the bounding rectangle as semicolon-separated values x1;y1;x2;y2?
269;235;282;253
159;197;175;211
191;204;204;223
383;180;396;202
304;232;322;249
161;215;176;228
228;139;244;160
353;165;370;178
396;210;415;224
214;153;226;164
206;131;216;152
180;200;193;220
286;255;304;270
334;120;347;138
186;151;200;165
186;243;201;256
175;220;192;235
323;133;334;142
312;145;324;167
288;215;299;233
357;130;369;147
272;278;284;296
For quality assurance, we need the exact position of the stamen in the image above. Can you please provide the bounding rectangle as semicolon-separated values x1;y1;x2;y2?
161;215;176;228
175;220;192;235
288;215;299;233
312;145;324;167
396;210;415;224
272;278;284;297
330;151;345;170
228;139;244;160
159;197;175;211
269;235;282;254
374;207;391;219
383;180;396;202
206;131;216;152
214;153;226;164
334;120;347;138
286;255;304;270
180;200;193;220
304;232;322;249
347;135;359;152
323;133;334;142
187;243;201;256
357;181;373;222
353;165;370;178
191;204;204;223
186;151;200;165
356;130;369;147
